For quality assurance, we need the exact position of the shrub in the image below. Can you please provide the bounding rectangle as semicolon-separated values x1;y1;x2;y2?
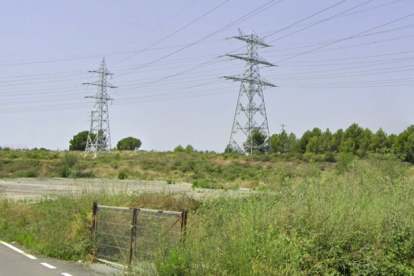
24;169;38;178
323;151;336;162
118;171;128;180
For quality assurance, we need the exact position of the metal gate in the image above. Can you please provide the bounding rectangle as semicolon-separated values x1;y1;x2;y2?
92;202;187;267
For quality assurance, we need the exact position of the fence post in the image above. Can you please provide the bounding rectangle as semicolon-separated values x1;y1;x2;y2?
180;209;187;243
92;201;98;233
128;208;138;266
92;201;98;261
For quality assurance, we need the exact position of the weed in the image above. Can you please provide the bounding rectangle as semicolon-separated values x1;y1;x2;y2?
118;171;128;180
24;169;38;178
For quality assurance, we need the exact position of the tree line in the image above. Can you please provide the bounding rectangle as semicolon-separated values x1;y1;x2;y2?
69;131;142;151
268;123;414;162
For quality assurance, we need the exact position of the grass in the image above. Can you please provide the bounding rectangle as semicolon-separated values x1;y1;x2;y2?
1;153;414;274
0;149;336;189
155;157;414;275
0;188;199;261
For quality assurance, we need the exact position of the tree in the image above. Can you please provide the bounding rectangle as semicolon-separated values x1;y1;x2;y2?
306;136;320;154
331;129;344;153
340;123;365;154
356;128;373;157
294;128;322;154
370;128;388;152
340;138;356;153
173;145;185;152
69;131;94;151
393;125;414;162
269;130;297;153
319;128;333;153
185;145;195;153
116;137;142;151
244;130;267;154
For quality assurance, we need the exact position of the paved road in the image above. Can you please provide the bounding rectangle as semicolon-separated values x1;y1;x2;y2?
0;241;110;276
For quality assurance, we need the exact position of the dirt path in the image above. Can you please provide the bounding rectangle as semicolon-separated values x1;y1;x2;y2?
0;178;250;201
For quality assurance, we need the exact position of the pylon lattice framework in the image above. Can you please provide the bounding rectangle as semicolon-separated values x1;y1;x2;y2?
224;30;276;154
83;58;117;158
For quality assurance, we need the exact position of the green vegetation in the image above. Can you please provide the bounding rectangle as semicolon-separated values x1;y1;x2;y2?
117;137;142;151
0;191;198;261
1;156;414;274
268;123;411;162
69;131;92;151
2;124;414;274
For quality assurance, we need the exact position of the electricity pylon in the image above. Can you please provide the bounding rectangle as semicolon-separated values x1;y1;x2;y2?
83;58;117;158
224;30;276;154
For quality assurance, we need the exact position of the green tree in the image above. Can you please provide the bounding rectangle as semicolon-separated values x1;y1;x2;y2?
69;131;94;151
319;128;333;153
270;130;288;153
393;125;414;162
306;136;320;154
339;124;365;154
116;137;142;151
270;131;297;153
356;128;373;157
287;133;297;152
370;128;388;152
331;129;344;153
244;130;267;154
294;130;312;154
340;138;356;153
185;145;195;153
295;128;322;154
174;145;185;153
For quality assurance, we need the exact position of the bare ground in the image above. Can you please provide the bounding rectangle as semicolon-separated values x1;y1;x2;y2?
0;178;250;201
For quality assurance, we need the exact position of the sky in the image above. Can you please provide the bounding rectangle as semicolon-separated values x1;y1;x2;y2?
1;0;414;152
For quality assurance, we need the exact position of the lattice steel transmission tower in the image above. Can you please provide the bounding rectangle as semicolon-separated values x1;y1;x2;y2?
83;58;117;158
224;30;276;154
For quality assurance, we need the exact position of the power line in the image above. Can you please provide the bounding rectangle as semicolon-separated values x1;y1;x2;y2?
118;0;284;77
276;13;414;63
110;0;230;66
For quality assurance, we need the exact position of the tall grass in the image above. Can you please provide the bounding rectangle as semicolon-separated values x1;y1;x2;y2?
0;188;198;261
1;156;414;274
156;157;414;275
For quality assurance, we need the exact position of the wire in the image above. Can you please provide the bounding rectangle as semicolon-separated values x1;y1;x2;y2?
106;0;200;57
110;0;230;66
276;13;414;63
118;0;285;76
268;0;374;43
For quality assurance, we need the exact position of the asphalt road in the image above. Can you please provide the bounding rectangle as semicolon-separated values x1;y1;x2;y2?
0;241;108;276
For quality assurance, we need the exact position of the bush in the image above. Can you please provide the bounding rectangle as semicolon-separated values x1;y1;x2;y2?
323;151;336;162
118;171;128;180
55;153;80;178
24;169;38;178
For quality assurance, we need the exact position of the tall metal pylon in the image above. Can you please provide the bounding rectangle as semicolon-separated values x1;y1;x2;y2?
83;58;117;158
224;30;276;154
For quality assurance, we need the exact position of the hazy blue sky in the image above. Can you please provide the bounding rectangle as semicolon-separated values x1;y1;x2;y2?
1;0;413;151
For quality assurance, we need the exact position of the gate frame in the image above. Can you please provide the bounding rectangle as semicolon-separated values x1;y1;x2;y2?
92;201;187;268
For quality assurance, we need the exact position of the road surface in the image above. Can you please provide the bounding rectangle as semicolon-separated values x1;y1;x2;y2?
0;241;112;276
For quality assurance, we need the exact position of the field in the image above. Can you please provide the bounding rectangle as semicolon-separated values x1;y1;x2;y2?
1;150;414;275
0;148;338;189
